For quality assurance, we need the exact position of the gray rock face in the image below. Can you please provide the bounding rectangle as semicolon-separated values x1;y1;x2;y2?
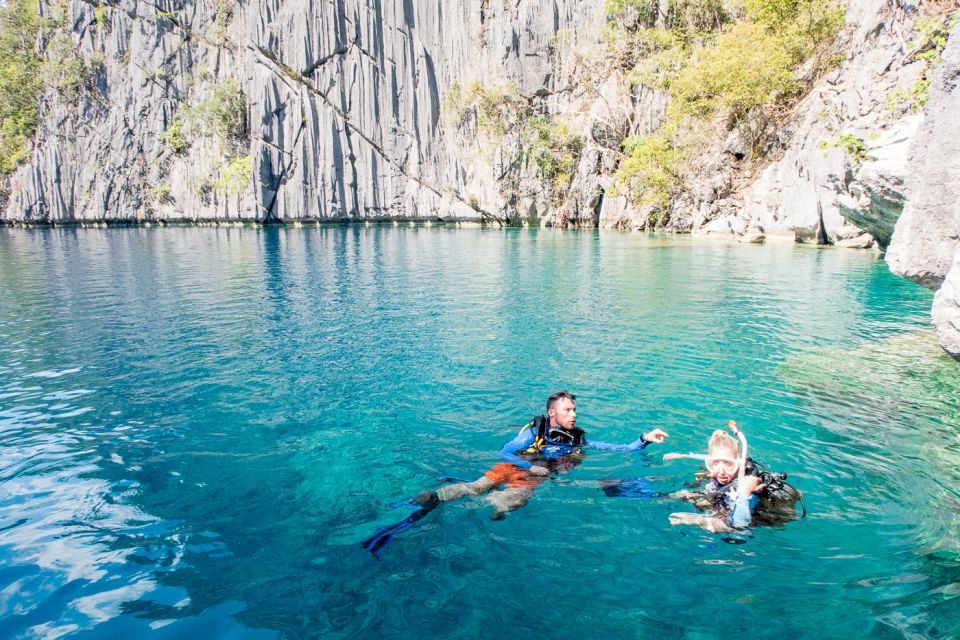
2;0;607;223
933;254;960;359
5;1;255;223
887;21;960;359
691;0;923;246
587;80;670;230
887;21;960;289
0;0;947;256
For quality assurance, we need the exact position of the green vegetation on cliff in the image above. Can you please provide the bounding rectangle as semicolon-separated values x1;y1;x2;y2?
0;1;46;176
442;80;584;202
160;79;248;154
820;133;870;162
189;79;248;140
0;0;102;177
616;135;681;210
213;154;252;196
607;0;844;212
887;13;958;115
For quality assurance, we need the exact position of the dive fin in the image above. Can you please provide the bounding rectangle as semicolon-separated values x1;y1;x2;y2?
362;491;440;557
601;478;656;498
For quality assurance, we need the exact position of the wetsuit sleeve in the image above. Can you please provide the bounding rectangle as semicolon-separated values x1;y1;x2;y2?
498;429;537;469
585;434;648;452
729;491;758;528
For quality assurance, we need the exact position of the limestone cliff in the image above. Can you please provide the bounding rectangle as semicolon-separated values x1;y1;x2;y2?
887;20;960;360
0;0;937;232
1;0;607;224
673;0;926;247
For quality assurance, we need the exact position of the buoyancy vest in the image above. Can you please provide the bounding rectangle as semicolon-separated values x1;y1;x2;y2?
519;415;586;456
701;457;803;520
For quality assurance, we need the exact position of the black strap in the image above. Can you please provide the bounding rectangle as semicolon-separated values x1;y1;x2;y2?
532;415;550;441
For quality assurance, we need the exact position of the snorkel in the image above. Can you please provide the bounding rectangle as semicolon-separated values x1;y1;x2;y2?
727;420;749;492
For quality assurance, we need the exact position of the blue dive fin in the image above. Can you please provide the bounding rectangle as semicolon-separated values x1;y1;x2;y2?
362;492;440;557
601;478;656;498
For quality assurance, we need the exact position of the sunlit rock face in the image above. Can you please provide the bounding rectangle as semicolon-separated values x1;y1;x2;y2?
0;0;606;224
698;0;924;246
0;0;947;251
887;21;960;360
244;0;608;224
933;254;960;360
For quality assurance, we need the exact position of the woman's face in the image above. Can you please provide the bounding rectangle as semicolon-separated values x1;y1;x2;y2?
707;445;740;484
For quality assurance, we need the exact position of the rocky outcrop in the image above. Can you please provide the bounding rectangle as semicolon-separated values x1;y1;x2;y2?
688;0;924;246
934;254;960;359
573;78;670;230
887;20;960;360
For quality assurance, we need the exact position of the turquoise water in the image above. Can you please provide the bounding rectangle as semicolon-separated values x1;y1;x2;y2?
2;226;960;639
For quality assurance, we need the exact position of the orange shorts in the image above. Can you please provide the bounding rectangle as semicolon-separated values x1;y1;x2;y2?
484;462;547;489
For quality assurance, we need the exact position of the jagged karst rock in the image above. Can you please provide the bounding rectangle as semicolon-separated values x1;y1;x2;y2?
836;117;919;246
2;0;607;223
0;0;949;267
887;21;960;360
701;0;923;245
586;78;670;230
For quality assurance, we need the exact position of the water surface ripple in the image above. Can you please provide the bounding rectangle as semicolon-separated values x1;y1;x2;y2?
1;227;958;639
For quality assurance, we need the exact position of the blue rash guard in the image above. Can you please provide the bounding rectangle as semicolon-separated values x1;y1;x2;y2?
675;453;758;527
497;421;648;469
704;477;758;528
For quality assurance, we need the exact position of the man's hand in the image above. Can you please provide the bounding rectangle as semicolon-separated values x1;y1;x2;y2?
662;452;684;461
738;475;767;496
643;428;668;444
528;465;550;476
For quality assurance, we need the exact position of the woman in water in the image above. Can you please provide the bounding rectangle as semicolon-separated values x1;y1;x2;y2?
665;429;769;533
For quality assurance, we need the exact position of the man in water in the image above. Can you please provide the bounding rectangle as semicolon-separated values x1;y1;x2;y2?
418;390;668;520
362;390;668;555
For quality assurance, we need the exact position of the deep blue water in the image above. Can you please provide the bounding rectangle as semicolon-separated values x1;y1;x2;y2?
2;226;960;639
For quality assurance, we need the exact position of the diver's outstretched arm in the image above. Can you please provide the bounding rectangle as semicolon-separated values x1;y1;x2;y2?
588;428;668;452
662;452;707;462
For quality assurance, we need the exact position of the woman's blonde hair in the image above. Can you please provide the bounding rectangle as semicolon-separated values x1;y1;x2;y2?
708;429;740;456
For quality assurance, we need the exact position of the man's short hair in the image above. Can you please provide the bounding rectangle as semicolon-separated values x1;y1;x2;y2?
546;390;576;413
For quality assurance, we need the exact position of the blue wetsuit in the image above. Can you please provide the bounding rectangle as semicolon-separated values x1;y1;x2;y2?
498;419;648;469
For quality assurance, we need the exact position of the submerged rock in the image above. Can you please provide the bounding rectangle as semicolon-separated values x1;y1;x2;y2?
780;331;960;416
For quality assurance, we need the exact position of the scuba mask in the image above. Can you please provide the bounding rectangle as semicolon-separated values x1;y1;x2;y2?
705;455;740;476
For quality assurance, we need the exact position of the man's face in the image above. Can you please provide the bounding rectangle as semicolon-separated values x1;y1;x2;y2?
549;397;577;430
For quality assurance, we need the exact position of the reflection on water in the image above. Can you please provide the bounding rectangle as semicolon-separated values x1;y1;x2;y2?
0;226;958;639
